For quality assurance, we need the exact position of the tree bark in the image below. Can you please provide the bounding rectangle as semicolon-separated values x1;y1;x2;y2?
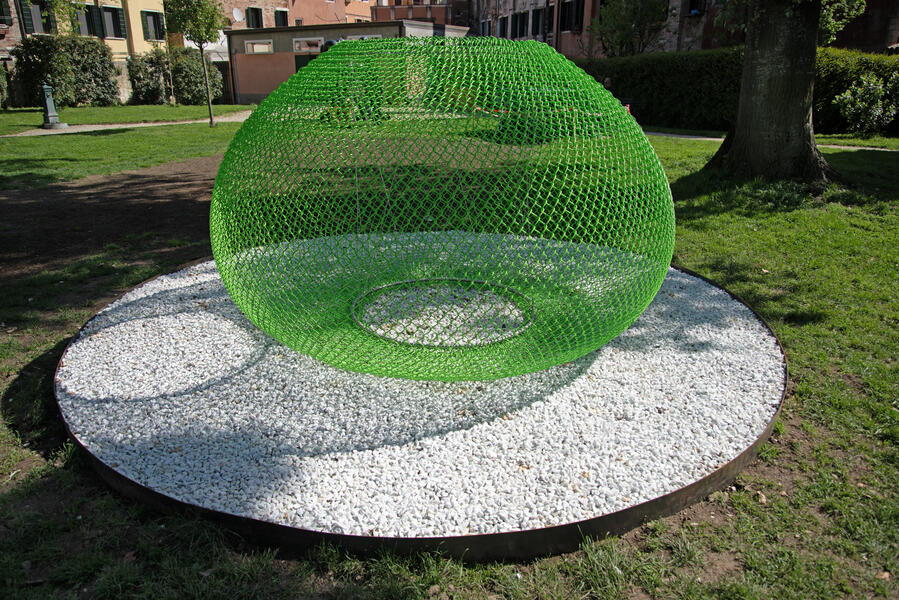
200;42;215;128
706;0;832;183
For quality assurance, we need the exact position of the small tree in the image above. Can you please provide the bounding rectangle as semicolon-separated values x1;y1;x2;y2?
165;0;228;126
586;0;670;58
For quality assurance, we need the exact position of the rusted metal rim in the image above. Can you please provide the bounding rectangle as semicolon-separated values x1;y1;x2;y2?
54;258;788;562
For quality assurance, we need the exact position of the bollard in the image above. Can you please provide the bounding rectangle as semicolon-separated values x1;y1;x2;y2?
41;84;68;130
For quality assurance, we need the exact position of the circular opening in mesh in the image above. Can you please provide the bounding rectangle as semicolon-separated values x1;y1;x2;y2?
351;278;535;348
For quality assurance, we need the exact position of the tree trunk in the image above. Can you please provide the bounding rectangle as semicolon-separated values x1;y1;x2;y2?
706;0;832;183
200;42;214;128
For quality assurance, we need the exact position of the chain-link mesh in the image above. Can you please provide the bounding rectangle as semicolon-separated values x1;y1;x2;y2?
210;37;675;381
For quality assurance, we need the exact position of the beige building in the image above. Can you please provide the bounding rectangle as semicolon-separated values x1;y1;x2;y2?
1;0;168;100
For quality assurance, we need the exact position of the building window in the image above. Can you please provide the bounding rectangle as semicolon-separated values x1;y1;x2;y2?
1;0;13;27
516;11;528;38
531;8;541;36
245;39;272;53
560;0;584;32
294;18;303;26
246;6;262;28
101;6;126;38
293;37;323;53
140;10;164;40
498;15;507;38
75;3;101;36
20;1;55;34
274;8;287;27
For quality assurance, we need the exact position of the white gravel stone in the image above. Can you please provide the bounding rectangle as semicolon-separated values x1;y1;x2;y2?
55;259;785;538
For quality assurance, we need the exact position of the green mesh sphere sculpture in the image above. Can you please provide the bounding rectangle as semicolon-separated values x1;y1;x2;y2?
210;37;675;381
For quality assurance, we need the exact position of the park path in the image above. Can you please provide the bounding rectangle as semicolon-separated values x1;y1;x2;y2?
642;130;897;152
0;110;253;137
3;111;893;151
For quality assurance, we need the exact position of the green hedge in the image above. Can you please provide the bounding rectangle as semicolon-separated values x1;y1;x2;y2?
10;35;118;107
574;47;899;134
127;46;222;106
815;48;899;133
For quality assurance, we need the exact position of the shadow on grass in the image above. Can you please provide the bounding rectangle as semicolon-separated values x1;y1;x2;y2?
0;158;83;189
669;148;899;223
1;339;71;459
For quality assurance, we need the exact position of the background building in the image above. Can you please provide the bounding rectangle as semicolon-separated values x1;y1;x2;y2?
227;19;468;103
472;0;589;58
0;0;168;100
289;0;374;27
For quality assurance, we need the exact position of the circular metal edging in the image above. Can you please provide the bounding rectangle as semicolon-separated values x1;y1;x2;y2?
54;258;788;562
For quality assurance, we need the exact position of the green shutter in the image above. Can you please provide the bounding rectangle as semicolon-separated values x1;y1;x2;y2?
45;1;56;33
139;9;148;39
0;0;12;27
116;6;125;38
90;4;103;37
156;12;163;37
18;0;34;33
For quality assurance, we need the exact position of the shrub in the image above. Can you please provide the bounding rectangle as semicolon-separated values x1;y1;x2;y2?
171;46;222;105
128;46;222;105
833;72;899;135
813;47;899;133
10;35;118;107
0;62;9;108
574;46;899;134
127;48;169;105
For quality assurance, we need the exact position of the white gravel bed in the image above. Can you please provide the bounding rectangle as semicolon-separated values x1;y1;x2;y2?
55;260;784;538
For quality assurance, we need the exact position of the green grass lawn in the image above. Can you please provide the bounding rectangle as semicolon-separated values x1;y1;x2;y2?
643;126;899;150
0;133;897;599
0;122;242;189
0;104;251;136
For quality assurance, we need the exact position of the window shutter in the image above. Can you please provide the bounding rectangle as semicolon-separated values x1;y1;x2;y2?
90;4;104;37
46;1;56;33
0;0;12;27
139;9;148;39
157;13;164;37
116;6;126;38
18;0;34;33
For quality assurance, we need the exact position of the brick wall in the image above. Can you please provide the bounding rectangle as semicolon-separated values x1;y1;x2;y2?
0;0;25;59
218;0;290;29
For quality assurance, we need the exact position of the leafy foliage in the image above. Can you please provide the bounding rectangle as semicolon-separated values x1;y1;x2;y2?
127;47;222;106
833;72;899;135
575;46;899;133
575;47;744;130
713;0;867;45
585;0;670;58
165;0;228;47
127;49;170;106
9;35;118;107
0;63;9;109
171;47;222;105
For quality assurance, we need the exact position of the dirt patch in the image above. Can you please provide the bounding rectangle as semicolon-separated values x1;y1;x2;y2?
0;155;220;285
703;551;741;583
